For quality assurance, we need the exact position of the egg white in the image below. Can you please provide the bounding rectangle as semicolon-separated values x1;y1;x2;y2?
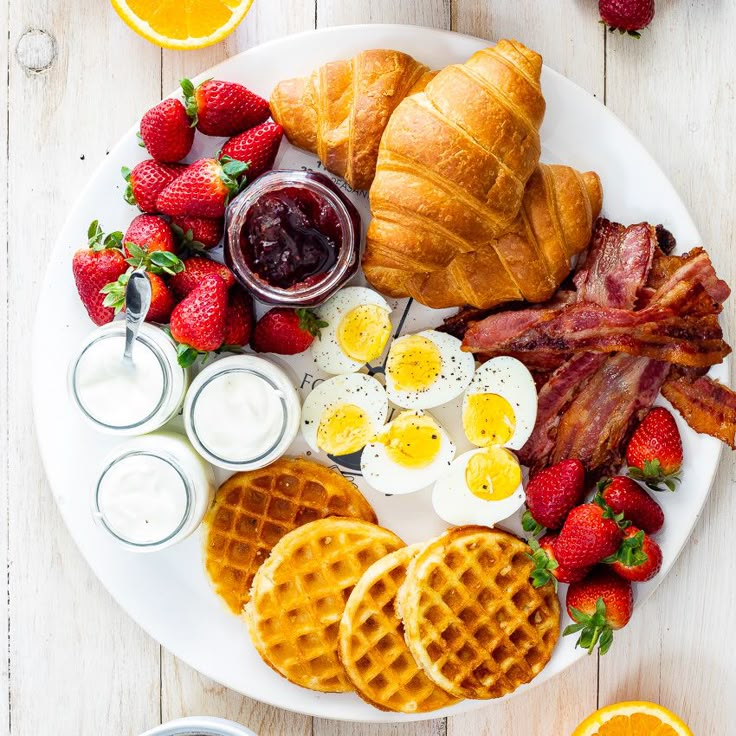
432;448;525;527
385;330;476;410
300;372;389;454
360;411;456;496
312;287;392;375
463;356;538;450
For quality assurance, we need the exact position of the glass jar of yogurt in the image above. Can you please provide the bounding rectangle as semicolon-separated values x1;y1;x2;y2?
69;322;188;435
183;354;300;471
93;431;216;552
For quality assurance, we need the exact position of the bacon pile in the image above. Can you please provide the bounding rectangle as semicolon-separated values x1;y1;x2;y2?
458;218;735;477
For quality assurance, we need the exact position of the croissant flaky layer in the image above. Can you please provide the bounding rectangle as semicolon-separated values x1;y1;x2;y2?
363;164;603;309
270;49;429;191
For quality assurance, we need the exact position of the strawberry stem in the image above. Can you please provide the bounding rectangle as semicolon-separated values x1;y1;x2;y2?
526;539;558;592
521;509;545;538
563;598;615;655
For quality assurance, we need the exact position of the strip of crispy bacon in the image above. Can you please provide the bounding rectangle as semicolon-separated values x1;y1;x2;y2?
464;280;728;368
574;219;657;308
518;353;607;468
662;371;736;449
641;248;731;306
549;355;671;477
520;220;660;470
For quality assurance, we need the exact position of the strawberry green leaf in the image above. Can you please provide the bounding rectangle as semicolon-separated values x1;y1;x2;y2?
526;539;558;592
170;223;207;255
521;510;545;537
563;598;613;655
121;166;137;206
628;460;680;493
603;531;647;567
296;308;329;338
148;250;185;275
137;131;146;148
593;493;630;529
176;343;200;369
100;273;129;313
180;78;199;126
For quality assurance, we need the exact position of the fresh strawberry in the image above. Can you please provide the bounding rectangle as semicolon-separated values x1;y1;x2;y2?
222;287;254;347
169;215;224;251
220;121;283;181
555;499;628;570
123;214;176;257
599;0;655;36
529;534;591;591
251;308;327;355
170;275;228;366
599;477;664;535
181;78;270;137
626;407;683;492
72;221;128;325
606;526;663;583
564;568;633;654
122;160;185;213
139;98;194;163
522;458;585;534
144;273;176;323
169;256;235;298
156;158;248;219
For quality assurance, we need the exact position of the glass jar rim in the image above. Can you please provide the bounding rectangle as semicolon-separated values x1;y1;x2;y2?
70;326;172;431
225;169;361;306
186;366;290;466
93;449;193;548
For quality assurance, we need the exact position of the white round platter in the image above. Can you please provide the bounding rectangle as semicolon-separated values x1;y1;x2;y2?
32;24;726;724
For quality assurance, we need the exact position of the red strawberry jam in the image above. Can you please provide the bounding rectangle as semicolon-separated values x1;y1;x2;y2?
242;186;340;288
225;170;361;307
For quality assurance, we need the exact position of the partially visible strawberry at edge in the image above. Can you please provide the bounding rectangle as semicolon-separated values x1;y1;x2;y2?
72;220;128;326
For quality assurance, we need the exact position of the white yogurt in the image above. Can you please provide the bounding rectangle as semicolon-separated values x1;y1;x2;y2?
70;322;188;435
184;354;301;471
94;431;216;551
75;334;164;427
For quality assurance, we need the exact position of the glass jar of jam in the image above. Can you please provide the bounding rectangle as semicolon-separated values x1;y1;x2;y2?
224;170;361;307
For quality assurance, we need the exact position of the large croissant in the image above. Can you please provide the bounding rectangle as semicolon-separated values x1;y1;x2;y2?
363;163;603;309
363;39;601;309
270;50;431;191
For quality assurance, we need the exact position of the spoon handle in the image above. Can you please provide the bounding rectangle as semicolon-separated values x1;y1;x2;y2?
123;271;152;364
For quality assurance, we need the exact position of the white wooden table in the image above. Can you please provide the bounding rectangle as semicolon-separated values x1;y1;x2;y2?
2;1;735;734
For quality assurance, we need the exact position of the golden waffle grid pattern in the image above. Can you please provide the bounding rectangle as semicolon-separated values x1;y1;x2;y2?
339;544;460;712
398;526;560;700
204;457;376;613
245;518;404;693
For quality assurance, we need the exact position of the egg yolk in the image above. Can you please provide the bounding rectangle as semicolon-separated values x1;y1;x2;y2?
337;304;392;363
463;393;516;447
465;447;522;501
375;411;441;469
386;335;442;392
317;403;373;456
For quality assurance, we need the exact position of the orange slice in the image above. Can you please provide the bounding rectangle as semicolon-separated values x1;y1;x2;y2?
111;0;254;50
573;701;693;736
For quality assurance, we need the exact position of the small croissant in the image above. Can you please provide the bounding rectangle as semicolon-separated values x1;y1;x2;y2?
270;49;431;191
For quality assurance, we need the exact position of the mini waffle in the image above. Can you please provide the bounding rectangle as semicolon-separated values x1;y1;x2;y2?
338;544;461;712
203;457;376;614
396;526;560;700
245;518;404;693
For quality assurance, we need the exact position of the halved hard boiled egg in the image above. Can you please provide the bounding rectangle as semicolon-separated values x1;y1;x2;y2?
432;446;525;527
360;410;456;495
301;373;388;456
312;287;393;374
462;356;538;450
384;330;475;410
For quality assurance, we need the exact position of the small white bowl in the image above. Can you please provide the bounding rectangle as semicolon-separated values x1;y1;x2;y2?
140;716;257;736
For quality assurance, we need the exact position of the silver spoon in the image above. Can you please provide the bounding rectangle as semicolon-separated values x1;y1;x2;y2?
122;270;152;367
